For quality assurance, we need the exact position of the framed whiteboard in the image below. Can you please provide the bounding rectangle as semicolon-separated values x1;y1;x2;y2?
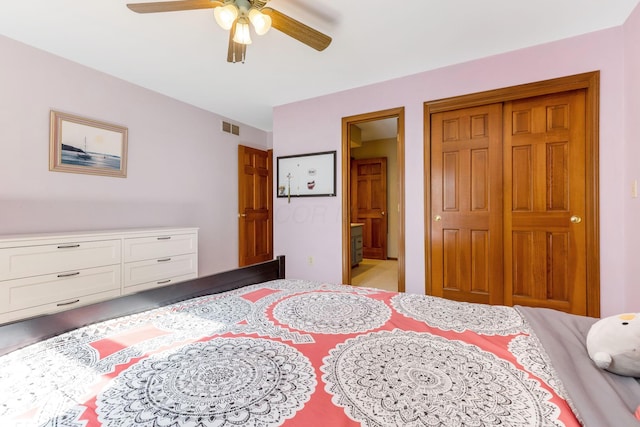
276;151;336;198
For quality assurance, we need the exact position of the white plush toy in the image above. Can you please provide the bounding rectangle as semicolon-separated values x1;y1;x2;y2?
586;313;640;377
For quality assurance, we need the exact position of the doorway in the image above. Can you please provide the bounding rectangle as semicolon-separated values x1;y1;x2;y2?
342;108;405;292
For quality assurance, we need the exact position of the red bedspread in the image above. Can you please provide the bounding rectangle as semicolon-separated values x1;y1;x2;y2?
0;280;580;426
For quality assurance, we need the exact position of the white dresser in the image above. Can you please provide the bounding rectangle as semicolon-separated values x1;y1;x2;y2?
0;227;198;324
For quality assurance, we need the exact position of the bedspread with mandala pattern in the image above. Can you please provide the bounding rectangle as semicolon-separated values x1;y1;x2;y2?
0;279;581;427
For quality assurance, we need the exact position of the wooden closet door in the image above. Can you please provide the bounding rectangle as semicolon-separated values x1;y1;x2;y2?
431;104;504;304
504;90;587;314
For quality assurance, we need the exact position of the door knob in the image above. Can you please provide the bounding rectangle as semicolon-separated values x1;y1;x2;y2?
381;211;385;216
434;215;442;222
570;215;582;224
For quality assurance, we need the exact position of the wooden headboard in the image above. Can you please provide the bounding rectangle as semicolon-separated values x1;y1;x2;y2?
0;256;285;356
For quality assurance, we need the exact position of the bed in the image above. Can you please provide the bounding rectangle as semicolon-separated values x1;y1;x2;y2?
1;255;639;427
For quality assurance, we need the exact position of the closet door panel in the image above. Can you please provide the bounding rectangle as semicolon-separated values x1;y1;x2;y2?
431;103;504;305
504;90;586;314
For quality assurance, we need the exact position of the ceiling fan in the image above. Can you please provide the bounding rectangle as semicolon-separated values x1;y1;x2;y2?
126;0;332;63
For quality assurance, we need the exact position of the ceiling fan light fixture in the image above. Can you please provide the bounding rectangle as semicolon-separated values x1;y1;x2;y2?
126;0;332;62
233;17;252;45
214;3;238;30
248;8;271;35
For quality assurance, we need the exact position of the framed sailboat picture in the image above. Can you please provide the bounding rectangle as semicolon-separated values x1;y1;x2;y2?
49;110;128;178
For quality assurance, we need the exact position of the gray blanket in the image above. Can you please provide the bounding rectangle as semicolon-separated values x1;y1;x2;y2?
518;306;640;427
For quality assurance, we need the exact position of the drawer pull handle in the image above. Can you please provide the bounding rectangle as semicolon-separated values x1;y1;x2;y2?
157;258;172;262
57;299;80;307
157;279;171;285
57;244;80;249
157;237;171;240
57;272;80;278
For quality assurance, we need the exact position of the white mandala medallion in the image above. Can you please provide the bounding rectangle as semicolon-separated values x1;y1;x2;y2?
391;293;525;335
97;337;316;426
322;330;562;427
272;292;391;334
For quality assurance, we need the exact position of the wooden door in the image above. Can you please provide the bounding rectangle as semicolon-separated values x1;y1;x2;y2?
351;157;387;260
238;145;272;267
431;104;504;304
504;90;587;314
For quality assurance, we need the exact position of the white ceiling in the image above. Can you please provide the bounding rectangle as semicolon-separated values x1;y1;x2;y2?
1;0;638;131
357;118;398;142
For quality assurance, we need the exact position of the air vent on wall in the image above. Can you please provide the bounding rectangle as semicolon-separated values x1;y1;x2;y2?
221;120;240;136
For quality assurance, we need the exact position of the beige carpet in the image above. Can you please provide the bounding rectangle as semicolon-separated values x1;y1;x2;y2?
351;259;398;292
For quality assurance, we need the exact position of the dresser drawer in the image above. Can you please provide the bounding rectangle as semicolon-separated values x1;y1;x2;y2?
124;233;197;262
124;253;197;286
0;265;122;321
122;272;197;296
0;240;121;281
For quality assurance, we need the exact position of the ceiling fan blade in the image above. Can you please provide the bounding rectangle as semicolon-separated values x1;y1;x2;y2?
127;0;223;13
261;7;331;51
228;20;247;63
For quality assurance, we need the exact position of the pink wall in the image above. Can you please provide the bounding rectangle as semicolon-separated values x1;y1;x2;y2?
624;7;640;311
0;35;269;277
273;26;634;316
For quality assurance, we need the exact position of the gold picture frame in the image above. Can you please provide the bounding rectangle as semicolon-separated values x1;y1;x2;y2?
49;110;128;178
